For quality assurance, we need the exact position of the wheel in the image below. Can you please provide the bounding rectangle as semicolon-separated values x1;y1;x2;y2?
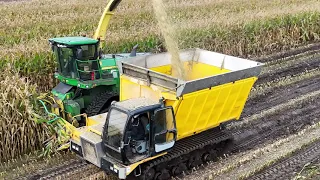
139;167;155;180
85;91;119;117
171;163;187;176
187;152;202;169
154;169;170;180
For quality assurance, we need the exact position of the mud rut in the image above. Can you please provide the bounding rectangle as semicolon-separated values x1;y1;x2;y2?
19;43;320;180
245;139;320;180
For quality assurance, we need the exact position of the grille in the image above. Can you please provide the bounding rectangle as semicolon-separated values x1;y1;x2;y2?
82;140;98;165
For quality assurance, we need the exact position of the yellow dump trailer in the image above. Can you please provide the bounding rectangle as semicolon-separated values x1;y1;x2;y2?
119;48;261;140
70;48;264;180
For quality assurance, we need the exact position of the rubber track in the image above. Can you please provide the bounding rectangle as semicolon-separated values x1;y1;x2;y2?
246;140;320;180
140;128;233;178
85;91;118;117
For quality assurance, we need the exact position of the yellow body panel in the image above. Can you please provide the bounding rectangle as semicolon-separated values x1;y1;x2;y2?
69;113;108;143
126;152;167;175
120;74;257;140
150;62;230;81
101;66;118;70
172;77;256;139
62;119;81;143
86;113;108;126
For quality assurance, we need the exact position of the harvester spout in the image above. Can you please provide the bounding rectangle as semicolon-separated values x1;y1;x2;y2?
93;0;122;49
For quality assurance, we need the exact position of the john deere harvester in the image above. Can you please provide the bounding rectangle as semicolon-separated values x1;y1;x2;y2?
39;0;149;126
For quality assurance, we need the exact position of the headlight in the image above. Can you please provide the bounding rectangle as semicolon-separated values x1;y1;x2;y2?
111;70;118;78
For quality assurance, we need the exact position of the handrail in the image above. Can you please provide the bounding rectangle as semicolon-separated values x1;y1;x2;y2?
75;58;106;80
75;59;100;63
77;69;101;73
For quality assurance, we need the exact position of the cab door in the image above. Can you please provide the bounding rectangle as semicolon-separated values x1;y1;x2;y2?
152;106;177;153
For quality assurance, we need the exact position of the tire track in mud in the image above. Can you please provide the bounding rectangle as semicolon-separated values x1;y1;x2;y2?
263;51;320;71
292;156;320;180
255;42;320;63
200;123;320;180
255;54;320;87
232;94;320;153
20;159;89;180
245;140;320;180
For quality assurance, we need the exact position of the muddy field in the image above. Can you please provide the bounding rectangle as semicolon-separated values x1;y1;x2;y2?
0;42;319;180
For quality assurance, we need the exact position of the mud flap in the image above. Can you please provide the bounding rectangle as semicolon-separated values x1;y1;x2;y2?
52;82;73;94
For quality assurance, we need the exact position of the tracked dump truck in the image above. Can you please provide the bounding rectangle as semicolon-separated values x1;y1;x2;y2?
68;48;264;179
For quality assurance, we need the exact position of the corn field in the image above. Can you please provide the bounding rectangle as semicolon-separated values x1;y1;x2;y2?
0;65;48;162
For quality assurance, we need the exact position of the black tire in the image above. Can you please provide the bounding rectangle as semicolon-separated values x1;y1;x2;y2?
85;91;119;117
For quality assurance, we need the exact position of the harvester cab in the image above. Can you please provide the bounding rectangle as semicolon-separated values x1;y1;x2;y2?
39;36;149;127
49;37;102;82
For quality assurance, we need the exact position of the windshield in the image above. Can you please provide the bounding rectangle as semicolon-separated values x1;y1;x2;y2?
106;108;128;150
76;44;97;60
52;45;77;78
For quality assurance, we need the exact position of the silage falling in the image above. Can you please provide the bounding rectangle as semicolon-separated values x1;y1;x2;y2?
151;0;186;80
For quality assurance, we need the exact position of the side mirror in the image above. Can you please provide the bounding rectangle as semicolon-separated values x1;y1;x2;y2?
154;131;176;153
